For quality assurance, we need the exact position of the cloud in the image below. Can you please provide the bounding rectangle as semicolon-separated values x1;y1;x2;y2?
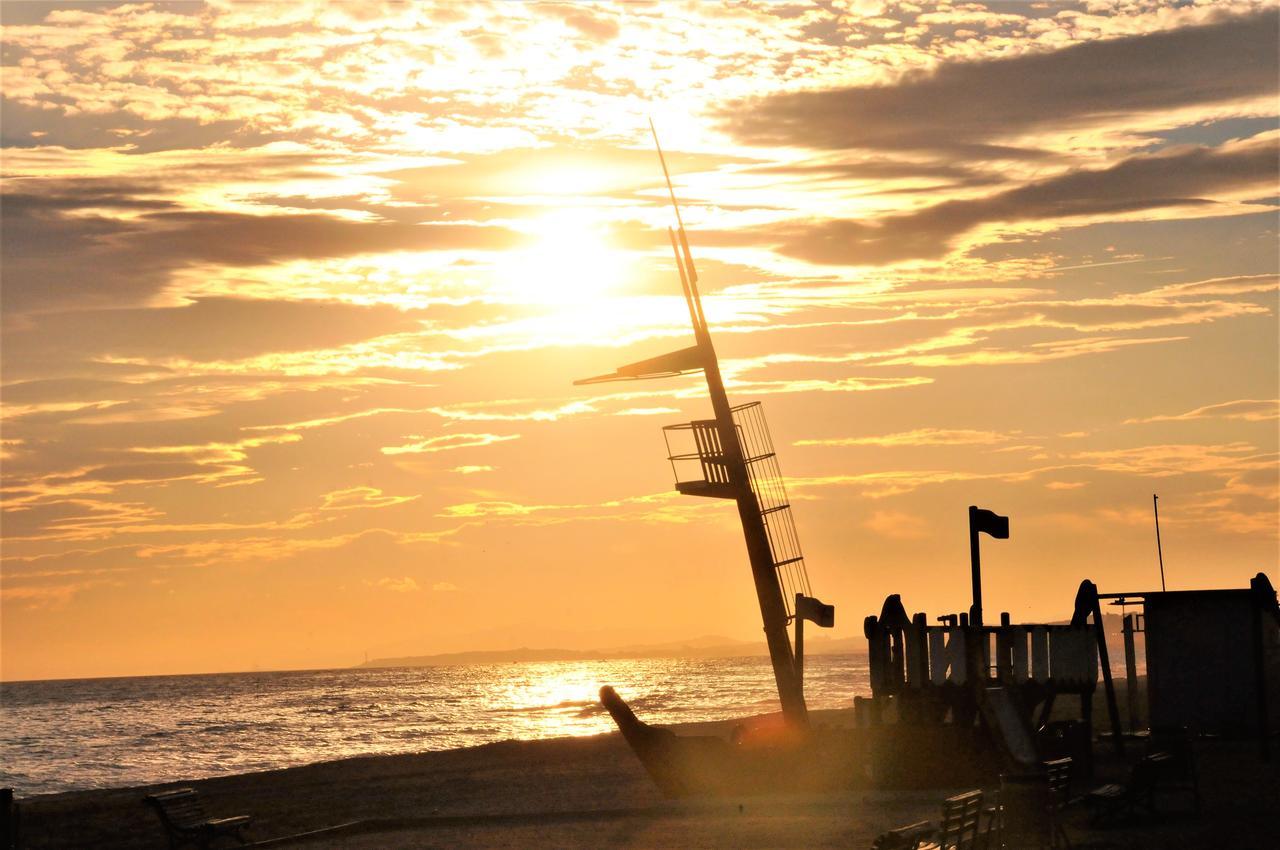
436;491;714;526
541;4;620;41
796;428;1011;447
1125;398;1279;424
792;468;1021;499
6;298;423;362
727;375;934;394
768;137;1279;265
878;335;1189;368
381;432;519;455
426;400;597;422
615;407;680;416
1;190;524;314
1146;273;1279;298
382;144;749;203
721;10;1279;155
1064;442;1272;478
319;486;418;511
366;576;420;593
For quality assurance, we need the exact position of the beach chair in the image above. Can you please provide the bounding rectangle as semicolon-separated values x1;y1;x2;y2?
870;789;985;849
143;788;251;849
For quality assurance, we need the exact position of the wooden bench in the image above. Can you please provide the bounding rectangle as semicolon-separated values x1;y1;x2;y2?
871;789;985;849
143;788;251;849
1085;753;1164;825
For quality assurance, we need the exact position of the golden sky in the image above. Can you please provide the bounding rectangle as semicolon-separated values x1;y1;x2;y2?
2;0;1277;682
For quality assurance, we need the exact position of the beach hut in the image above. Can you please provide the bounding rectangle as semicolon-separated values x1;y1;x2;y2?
1101;573;1280;752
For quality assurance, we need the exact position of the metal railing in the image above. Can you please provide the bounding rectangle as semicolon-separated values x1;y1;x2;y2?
662;402;812;618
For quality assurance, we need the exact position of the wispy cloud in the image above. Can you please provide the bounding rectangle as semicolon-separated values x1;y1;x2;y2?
1125;399;1279;424
381;433;519;455
366;576;420;593
796;428;1012;447
319;486;419;511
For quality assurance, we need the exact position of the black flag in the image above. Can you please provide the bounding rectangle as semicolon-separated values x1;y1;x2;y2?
970;506;1009;539
795;595;835;628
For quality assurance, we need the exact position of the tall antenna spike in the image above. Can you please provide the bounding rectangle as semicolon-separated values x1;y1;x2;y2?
669;227;704;334
649;117;686;234
650;118;704;317
1153;493;1167;591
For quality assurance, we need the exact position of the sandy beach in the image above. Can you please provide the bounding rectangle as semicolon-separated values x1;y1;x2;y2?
15;706;1279;850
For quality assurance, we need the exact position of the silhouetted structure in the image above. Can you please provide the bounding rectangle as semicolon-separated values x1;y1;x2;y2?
1;789;17;850
1100;572;1280;756
583;128;1279;804
861;575;1122;782
576;123;832;727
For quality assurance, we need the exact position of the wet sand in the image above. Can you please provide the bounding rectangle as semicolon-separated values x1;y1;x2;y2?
15;710;1279;849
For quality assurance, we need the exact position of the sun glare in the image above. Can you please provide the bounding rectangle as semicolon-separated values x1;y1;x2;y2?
499;209;630;307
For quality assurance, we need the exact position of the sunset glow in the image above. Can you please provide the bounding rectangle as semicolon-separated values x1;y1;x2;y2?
1;1;1277;683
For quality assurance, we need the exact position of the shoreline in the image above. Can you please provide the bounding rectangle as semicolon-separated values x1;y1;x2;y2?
12;710;855;804
15;707;1279;849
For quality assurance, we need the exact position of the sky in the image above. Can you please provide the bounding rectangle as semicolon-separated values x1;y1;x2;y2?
1;0;1277;682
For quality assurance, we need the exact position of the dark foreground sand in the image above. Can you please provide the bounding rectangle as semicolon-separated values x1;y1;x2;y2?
16;710;1279;849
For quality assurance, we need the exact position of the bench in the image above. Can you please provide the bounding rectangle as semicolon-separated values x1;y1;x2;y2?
143;788;251;849
1088;737;1204;827
1085;753;1164;825
871;789;985;849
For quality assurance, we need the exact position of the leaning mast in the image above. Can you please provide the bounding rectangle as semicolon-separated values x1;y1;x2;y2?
576;122;821;726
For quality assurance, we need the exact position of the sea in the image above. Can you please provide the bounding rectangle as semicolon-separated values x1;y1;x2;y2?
1;654;870;797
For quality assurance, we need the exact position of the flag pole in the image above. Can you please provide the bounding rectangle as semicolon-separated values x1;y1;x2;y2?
968;505;983;628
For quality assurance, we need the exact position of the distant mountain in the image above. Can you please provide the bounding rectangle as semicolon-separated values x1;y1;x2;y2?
357;614;1132;669
356;634;868;668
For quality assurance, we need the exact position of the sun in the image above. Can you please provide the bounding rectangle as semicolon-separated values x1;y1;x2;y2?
499;209;630;306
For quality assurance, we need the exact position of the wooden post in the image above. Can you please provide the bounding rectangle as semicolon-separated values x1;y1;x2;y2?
2;788;14;850
1092;596;1124;756
794;593;805;688
1122;614;1140;733
968;506;983;627
996;612;1013;683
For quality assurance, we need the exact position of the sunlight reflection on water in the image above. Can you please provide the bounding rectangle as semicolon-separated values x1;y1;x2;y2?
1;655;869;795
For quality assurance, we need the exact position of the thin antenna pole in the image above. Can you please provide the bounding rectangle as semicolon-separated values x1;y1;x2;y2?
650;118;706;325
1153;494;1166;591
668;227;703;333
650;118;685;234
